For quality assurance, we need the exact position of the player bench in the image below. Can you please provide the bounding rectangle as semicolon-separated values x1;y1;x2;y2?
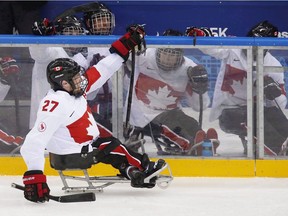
49;152;173;193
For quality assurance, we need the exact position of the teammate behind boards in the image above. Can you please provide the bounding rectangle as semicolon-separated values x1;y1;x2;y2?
186;21;288;156
83;2;115;35
123;29;220;156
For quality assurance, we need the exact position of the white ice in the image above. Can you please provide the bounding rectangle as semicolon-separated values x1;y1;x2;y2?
2;176;288;216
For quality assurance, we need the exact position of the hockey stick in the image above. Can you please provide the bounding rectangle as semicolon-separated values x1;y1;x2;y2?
123;48;136;138
11;183;96;203
53;2;103;22
9;76;20;134
123;25;146;139
147;123;167;155
199;93;203;129
273;97;286;117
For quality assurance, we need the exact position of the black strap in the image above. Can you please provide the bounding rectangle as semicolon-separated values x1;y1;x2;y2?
81;145;89;158
92;137;121;161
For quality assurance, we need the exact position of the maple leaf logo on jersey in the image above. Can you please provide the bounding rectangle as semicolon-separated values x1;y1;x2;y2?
67;106;96;144
135;73;181;109
86;111;96;137
221;64;247;95
38;122;46;132
146;86;177;109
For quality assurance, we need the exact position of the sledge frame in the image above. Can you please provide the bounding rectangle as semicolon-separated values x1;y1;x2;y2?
49;153;173;193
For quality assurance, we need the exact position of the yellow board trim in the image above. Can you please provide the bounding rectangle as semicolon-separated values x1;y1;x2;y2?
1;156;288;177
256;159;288;177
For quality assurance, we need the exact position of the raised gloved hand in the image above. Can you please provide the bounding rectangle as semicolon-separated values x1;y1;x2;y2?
23;170;50;203
32;18;55;36
0;57;20;85
126;24;147;54
110;24;146;62
185;27;213;37
264;76;282;100
187;65;209;94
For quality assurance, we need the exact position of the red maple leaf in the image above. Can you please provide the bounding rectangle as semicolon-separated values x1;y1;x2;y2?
221;64;247;95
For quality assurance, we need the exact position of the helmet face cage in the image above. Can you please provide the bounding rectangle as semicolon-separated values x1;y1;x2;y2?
156;48;184;71
60;26;86;35
247;21;278;37
70;67;88;97
47;58;88;97
86;11;115;35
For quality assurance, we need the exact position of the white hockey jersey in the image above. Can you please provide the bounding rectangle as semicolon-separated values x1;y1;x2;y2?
29;46;91;129
126;48;210;128
20;53;123;171
201;48;287;121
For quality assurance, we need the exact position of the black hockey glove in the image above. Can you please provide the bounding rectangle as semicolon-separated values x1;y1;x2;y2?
0;57;20;85
89;53;105;67
264;76;282;100
32;18;55;36
185;27;213;37
126;24;147;55
109;24;146;62
187;65;209;94
23;170;50;203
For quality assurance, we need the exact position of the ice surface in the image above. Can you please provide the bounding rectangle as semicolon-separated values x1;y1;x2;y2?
3;176;288;216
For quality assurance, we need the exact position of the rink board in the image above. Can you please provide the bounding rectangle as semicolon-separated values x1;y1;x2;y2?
1;157;288;177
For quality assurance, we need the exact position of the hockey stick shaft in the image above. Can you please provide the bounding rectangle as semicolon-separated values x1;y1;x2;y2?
273;97;285;116
10;77;20;134
53;2;102;22
11;183;96;203
124;48;136;137
199;93;203;129
148;123;165;154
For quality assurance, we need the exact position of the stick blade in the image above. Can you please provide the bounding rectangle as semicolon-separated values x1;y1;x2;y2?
57;192;96;203
11;183;96;203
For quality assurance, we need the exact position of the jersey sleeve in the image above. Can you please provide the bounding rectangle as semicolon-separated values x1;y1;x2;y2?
85;53;123;94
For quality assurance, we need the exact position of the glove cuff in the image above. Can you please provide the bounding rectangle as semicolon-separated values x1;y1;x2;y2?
110;40;129;62
23;170;46;185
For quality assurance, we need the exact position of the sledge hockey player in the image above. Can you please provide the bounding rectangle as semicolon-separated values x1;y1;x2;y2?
124;29;220;156
186;20;288;155
20;25;167;203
